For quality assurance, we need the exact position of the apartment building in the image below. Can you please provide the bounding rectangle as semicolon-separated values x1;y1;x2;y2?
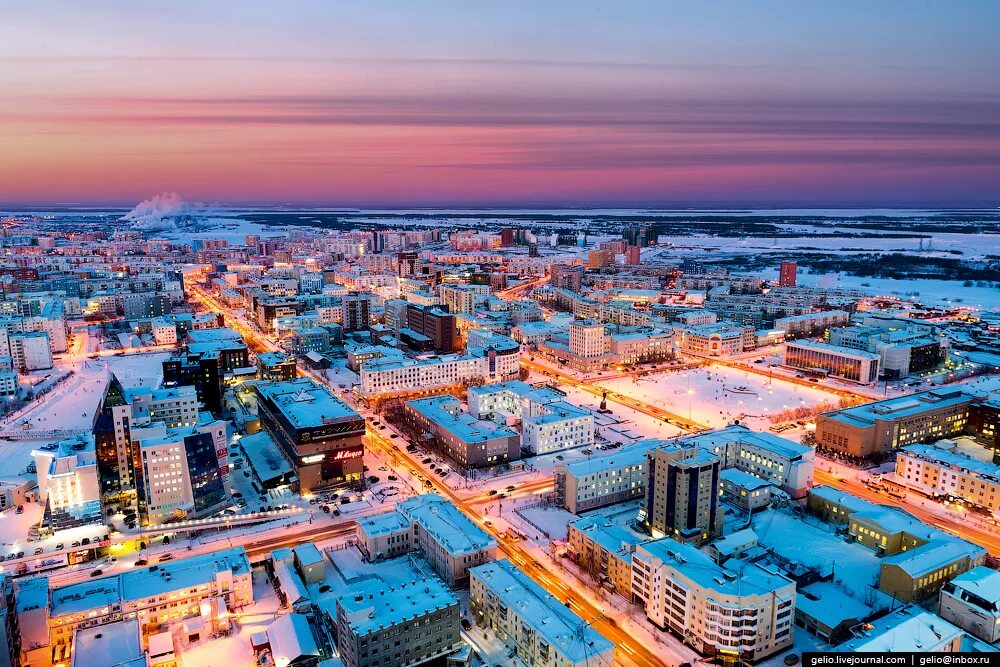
470;559;615;667
675;322;755;357
360;351;499;397
125;385;200;428
568;516;646;598
773;310;850;338
9;331;52;372
356;494;496;587
554;440;653;513
896;442;1000;511
632;539;795;661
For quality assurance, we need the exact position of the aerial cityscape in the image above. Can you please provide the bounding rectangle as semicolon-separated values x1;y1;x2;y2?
2;3;1000;667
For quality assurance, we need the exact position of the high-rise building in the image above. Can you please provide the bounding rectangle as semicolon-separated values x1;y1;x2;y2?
587;248;614;269
397;251;418;277
779;261;798;287
549;264;583;292
625;245;642;265
500;228;516;246
162;351;223;413
642;442;723;544
341;293;371;332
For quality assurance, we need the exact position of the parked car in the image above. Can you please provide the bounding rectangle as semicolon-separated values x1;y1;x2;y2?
90;569;103;577
505;485;516;492
321;505;331;513
158;553;173;562
33;547;43;555
55;543;64;550
70;541;81;548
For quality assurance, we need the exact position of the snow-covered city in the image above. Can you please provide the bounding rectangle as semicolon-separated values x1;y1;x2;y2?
3;3;1000;666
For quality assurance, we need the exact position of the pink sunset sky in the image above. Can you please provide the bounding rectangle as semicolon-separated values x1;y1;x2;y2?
2;1;999;206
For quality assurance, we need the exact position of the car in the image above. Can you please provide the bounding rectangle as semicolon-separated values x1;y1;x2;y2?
340;497;350;505
488;489;498;496
15;552;23;559
71;541;81;548
506;485;516;492
243;470;250;477
497;493;506;499
422;458;432;464
332;509;341;516
158;553;173;562
437;469;447;476
55;543;64;550
429;464;437;471
81;538;90;545
321;505;331;513
319;584;332;593
389;434;399;439
367;476;379;484
461;618;472;631
387;475;398;481
308;498;317;505
424;480;433;488
555;455;564;461
33;547;43;555
232;491;242;498
14;506;23;515
90;569;103;577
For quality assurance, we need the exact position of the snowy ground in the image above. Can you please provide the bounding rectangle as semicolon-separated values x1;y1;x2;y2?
595;364;843;431
752;508;892;610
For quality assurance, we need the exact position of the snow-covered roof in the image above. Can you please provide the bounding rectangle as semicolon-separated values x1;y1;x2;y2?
947;566;1000;604
796;581;873;630
336;565;457;637
568;516;646;563
72;619;145;667
559;439;660;478
356;510;412;539
268;613;321;667
471;559;614;664
839;607;962;653
397;494;496;556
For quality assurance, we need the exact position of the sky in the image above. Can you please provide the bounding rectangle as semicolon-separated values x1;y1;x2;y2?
2;1;999;207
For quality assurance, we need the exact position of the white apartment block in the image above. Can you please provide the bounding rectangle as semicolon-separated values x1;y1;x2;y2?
521;405;594;455
125;385;200;428
939;566;1000;643
439;284;488;314
10;331;53;371
151;316;178;345
555;441;651;513
140;437;194;525
632;539;795;661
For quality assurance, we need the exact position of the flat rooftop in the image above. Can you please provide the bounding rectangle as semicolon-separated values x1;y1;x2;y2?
824;388;979;427
72;619;145;667
256;378;361;427
407;395;518;444
356;510;412;539
336;555;457;637
397;494;496;556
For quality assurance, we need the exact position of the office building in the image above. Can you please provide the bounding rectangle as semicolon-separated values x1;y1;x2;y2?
404;304;458;353
470;559;615;667
254;378;365;492
815;388;981;458
136;425;228;525
402;395;520;469
162;351;223;413
837;607;963;653
256;351;297;382
783;340;880;384
642;442;722;544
